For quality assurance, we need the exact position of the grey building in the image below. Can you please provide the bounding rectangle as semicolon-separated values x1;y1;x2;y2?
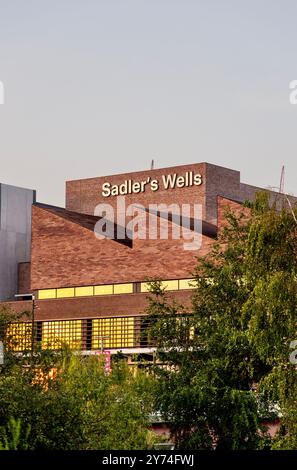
0;183;35;301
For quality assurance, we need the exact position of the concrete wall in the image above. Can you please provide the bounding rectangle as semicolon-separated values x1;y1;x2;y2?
0;184;35;300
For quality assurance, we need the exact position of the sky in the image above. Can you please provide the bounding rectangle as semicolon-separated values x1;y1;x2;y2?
0;0;297;207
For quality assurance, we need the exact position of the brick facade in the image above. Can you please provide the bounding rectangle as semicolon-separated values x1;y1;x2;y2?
4;161;296;326
65;162;255;225
30;204;214;290
4;289;193;322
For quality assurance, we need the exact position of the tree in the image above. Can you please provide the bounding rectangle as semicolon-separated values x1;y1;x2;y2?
0;418;30;450
0;350;155;450
0;305;156;450
146;193;297;449
59;354;155;450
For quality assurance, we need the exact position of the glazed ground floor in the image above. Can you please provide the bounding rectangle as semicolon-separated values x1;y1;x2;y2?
2;288;193;358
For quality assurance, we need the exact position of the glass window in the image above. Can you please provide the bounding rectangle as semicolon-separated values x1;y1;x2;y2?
179;279;195;290
140;282;150;293
94;284;113;295
141;280;179;292
162;280;179;291
75;286;94;297
38;289;57;300
92;317;135;349
113;283;133;294
56;287;75;298
42;320;82;350
6;322;32;351
189;326;195;340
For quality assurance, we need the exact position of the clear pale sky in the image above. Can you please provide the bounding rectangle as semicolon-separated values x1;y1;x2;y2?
1;0;297;207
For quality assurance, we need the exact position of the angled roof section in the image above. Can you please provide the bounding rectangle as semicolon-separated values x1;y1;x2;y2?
34;203;132;247
133;205;217;239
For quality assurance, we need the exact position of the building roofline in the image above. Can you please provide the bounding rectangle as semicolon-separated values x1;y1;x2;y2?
66;161;240;184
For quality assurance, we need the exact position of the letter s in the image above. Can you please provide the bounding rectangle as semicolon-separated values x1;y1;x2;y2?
102;182;111;197
151;179;158;191
194;173;202;186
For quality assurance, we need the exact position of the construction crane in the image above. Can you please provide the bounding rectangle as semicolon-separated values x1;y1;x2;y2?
276;165;297;224
279;165;285;194
266;166;296;223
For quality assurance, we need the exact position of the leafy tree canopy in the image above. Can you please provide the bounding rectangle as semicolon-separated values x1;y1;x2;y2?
146;193;297;449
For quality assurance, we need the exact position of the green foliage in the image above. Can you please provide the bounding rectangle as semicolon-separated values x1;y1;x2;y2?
0;350;155;450
0;307;156;450
59;355;155;450
146;193;297;449
0;417;30;450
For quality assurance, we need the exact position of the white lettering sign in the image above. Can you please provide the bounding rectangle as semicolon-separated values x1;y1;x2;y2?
101;171;202;197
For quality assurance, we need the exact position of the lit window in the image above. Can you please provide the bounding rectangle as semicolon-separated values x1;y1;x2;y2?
94;284;113;295
141;280;179;292
179;279;195;290
75;286;94;297
42;320;82;350
92;317;135;348
162;280;179;291
38;289;57;299
113;283;133;294
6;322;32;351
140;282;150;293
56;288;75;298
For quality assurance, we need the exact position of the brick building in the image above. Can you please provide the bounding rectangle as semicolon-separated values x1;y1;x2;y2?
1;162;292;359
